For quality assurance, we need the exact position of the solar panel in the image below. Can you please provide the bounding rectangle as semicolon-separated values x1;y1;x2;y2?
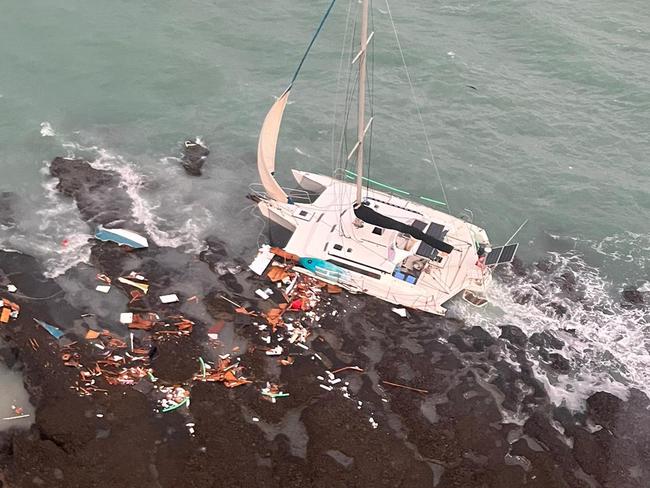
484;243;519;266
485;247;502;266
498;243;518;264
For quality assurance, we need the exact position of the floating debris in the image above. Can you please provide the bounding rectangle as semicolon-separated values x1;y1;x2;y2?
248;244;275;275
95;225;149;249
261;383;290;403
382;380;428;394
159;294;180;304
33;318;64;339
0;297;20;324
117;274;150;294
391;307;408;318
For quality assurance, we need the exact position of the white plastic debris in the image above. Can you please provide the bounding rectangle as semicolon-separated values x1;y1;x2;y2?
249;245;274;275
252;417;260;422
266;345;283;356
255;289;270;300
95;285;111;293
159;294;179;304
391;307;408;318
119;312;133;324
319;384;333;391
369;417;378;429
6;284;17;293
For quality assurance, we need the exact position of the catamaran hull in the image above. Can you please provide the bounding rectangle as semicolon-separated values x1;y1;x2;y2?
255;170;492;316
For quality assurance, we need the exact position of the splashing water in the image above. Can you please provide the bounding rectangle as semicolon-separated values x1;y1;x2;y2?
456;251;649;410
60;141;213;253
39;121;55;137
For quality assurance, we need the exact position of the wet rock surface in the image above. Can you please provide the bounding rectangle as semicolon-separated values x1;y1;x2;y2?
0;191;16;229
1;157;649;487
49;157;134;226
181;139;209;176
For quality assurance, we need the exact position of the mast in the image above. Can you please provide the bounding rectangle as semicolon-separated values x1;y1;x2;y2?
355;0;370;205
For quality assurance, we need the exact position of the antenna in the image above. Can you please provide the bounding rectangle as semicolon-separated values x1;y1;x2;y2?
503;219;529;247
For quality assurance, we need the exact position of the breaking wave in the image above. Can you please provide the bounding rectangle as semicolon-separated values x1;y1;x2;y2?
40;122;55;137
456;251;649;410
37;177;92;278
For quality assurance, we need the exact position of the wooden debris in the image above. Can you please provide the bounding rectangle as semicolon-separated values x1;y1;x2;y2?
382;380;429;394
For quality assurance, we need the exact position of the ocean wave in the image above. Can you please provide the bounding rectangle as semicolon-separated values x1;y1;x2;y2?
37;178;92;278
40;122;55;137
455;251;649;410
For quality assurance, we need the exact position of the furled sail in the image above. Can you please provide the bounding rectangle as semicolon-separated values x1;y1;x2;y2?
354;203;454;254
257;88;291;202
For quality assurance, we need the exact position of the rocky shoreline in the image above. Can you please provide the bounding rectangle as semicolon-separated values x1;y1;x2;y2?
0;157;648;487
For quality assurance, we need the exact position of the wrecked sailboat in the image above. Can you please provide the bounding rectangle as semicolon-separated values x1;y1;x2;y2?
250;0;516;315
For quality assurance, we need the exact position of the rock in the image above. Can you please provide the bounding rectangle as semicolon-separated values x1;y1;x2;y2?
622;287;645;306
181;139;209;176
49;157;134;226
499;325;527;347
548;352;571;373
529;331;564;351
536;259;553;273
466;326;496;351
586;392;624;431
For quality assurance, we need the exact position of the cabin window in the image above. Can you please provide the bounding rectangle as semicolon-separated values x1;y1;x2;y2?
372;227;384;236
333;244;343;251
299;210;308;217
347;248;352;253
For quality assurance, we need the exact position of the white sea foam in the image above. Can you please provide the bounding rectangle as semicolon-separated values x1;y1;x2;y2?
37;178;92;278
456;251;649;410
40;121;55;137
60;142;211;252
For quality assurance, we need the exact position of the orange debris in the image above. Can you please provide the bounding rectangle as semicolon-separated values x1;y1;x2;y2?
270;247;300;263
267;266;292;283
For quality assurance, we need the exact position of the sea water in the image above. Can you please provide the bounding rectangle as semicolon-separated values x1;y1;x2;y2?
0;0;648;410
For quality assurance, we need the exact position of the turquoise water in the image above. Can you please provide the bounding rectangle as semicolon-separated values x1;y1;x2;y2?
1;1;649;402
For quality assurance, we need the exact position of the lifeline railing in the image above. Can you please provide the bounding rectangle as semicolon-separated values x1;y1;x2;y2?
248;183;313;204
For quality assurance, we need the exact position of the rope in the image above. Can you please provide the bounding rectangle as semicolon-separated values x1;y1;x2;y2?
384;0;450;211
290;0;338;86
331;0;355;174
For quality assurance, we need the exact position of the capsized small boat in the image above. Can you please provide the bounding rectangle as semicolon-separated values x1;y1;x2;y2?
249;0;517;315
95;225;149;249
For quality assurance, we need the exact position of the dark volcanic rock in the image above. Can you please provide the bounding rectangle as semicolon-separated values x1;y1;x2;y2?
548;352;571;373
586;391;625;430
181;139;209;176
49;157;134;226
529;330;564;351
499;325;527;347
622;287;645;306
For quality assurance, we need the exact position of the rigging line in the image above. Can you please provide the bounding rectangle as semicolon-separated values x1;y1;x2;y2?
338;29;359;176
290;0;338;86
331;0;355;174
383;0;450;211
503;219;529;247
366;0;376;200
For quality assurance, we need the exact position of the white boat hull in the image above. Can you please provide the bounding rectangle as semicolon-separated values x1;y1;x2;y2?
256;170;492;316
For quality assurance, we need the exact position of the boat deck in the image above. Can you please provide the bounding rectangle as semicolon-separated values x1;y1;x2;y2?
265;171;489;314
